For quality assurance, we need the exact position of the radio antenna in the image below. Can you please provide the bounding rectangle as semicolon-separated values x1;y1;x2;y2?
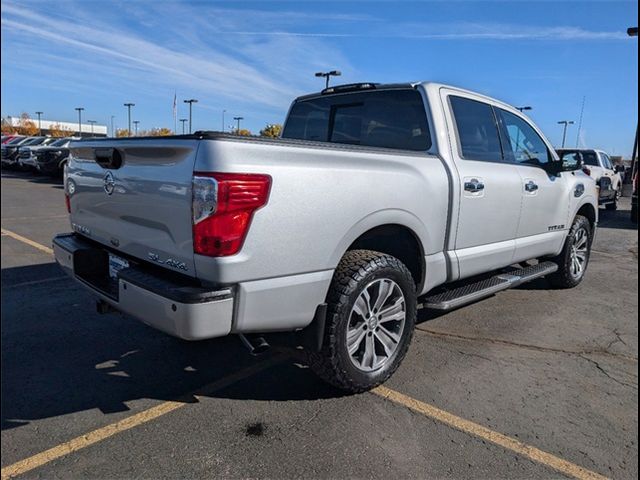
575;96;586;147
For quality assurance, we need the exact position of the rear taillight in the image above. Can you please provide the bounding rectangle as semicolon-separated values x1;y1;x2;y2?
192;172;271;257
65;194;71;213
582;166;591;176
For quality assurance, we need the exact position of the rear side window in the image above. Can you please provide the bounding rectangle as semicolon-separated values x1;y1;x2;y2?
449;96;503;162
282;89;431;151
497;109;551;167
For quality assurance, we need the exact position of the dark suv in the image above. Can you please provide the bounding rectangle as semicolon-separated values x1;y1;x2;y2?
34;138;74;175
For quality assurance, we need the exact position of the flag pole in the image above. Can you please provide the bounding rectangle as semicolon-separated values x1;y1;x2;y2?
173;91;177;134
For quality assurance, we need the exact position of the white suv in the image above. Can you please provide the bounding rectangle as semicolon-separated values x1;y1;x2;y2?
557;149;621;210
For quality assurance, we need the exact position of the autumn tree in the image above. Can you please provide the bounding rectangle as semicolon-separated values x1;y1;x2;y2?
259;124;282;138
1;122;17;135
234;128;252;136
147;127;173;136
17;113;38;136
115;129;130;137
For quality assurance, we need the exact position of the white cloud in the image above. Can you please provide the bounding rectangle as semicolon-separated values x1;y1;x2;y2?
1;1;356;113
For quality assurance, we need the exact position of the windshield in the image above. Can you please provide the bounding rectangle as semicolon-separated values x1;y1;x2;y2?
6;137;26;145
21;137;46;146
49;138;70;147
282;88;431;151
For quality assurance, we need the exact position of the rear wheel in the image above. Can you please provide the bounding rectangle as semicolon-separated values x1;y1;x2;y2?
606;198;618;211
308;250;416;393
548;215;592;289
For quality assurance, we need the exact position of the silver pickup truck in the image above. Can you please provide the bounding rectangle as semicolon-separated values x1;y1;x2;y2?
53;82;598;392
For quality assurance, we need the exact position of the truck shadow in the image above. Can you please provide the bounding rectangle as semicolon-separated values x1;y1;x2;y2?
598;205;637;231
1;263;345;431
1;169;63;189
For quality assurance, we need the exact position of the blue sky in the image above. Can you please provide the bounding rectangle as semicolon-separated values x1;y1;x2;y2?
1;0;637;155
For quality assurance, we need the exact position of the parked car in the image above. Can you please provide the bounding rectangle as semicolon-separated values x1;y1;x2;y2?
54;81;598;392
34;139;76;175
20;137;76;171
1;136;34;167
2;135;24;144
16;137;57;170
556;148;621;210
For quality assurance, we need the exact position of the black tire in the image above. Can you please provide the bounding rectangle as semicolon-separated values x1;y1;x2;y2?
548;215;593;289
606;199;617;211
308;249;417;393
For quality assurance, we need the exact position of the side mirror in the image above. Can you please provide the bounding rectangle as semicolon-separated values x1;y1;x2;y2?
554;152;583;175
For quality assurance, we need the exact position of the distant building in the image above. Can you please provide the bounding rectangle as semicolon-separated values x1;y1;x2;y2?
2;116;108;138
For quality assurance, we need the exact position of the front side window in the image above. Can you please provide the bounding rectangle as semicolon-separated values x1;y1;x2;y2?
600;153;612;170
497;109;551;167
449;96;503;162
283;89;431;151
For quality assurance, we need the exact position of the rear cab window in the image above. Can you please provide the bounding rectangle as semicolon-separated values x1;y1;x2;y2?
282;88;431;151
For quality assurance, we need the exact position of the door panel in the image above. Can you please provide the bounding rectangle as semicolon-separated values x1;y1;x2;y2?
444;93;522;278
494;107;571;259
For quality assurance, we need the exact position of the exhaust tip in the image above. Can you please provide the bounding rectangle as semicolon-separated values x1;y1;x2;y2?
238;334;270;356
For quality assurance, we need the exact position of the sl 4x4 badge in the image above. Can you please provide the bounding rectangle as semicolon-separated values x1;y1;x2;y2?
147;252;188;271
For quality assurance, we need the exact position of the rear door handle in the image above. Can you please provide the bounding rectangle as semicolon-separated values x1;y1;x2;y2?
524;181;539;193
464;179;485;193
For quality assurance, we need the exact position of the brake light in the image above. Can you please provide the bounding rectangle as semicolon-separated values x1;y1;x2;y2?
192;172;271;256
65;194;71;213
582;166;591;176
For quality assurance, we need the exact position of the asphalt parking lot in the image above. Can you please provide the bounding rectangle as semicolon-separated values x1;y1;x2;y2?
1;170;637;479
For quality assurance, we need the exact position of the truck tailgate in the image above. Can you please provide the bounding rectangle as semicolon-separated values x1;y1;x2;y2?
67;139;200;277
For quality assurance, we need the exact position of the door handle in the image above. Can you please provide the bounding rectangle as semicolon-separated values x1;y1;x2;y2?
464;179;485;193
525;181;539;193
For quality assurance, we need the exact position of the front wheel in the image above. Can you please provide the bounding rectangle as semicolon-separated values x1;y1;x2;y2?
308;250;417;393
548;215;593;289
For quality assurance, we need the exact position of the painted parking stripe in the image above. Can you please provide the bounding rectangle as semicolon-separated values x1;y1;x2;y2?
1;355;284;480
372;386;608;480
0;228;53;255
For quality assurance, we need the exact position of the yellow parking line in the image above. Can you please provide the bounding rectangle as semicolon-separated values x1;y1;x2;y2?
0;228;53;255
1;356;283;480
372;386;608;480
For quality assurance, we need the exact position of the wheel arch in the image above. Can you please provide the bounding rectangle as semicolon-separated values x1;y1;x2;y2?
330;211;429;292
575;199;597;230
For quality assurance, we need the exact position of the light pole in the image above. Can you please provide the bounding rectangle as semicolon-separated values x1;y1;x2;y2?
35;111;43;135
124;103;135;136
184;99;198;134
222;109;226;132
87;120;96;135
233;116;244;134
516;106;532;113
628;27;638;183
110;115;115;137
315;70;341;89
558;120;574;148
75;107;84;137
133;120;140;136
179;119;188;134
